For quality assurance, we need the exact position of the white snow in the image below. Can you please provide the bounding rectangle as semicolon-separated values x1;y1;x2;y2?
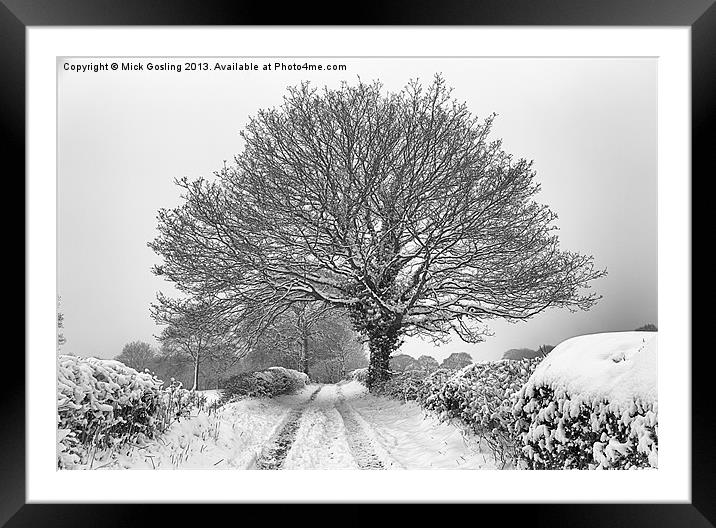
524;331;657;409
343;381;498;469
514;332;658;469
79;381;499;470
86;385;318;469
282;384;359;469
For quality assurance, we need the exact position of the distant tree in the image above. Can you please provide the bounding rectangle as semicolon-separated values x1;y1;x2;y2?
635;324;657;332
57;296;66;350
311;338;367;383
200;341;243;390
317;319;366;380
502;348;537;360
150;75;606;389
416;355;440;373
537;344;555;357
152;295;245;391
503;345;554;360
150;345;195;388
246;304;335;374
116;341;156;371
244;305;361;379
389;354;420;373
440;352;473;370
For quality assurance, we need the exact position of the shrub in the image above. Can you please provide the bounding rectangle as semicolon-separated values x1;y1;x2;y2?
512;332;658;470
57;355;211;469
418;359;542;465
373;370;429;402
219;366;308;403
58;355;163;467
346;367;369;385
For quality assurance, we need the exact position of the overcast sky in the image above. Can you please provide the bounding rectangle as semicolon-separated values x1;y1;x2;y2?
58;57;657;362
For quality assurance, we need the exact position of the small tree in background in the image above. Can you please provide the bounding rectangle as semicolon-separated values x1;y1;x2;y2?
389;354;420;372
417;355;440;373
502;345;554;360
440;352;474;370
635;323;657;332
502;348;537;360
152;295;246;391
537;344;555;357
115;341;156;371
244;305;361;379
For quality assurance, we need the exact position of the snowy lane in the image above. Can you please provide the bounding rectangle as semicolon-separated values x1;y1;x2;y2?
345;383;498;469
282;385;359;469
254;386;323;469
257;381;496;470
107;381;498;470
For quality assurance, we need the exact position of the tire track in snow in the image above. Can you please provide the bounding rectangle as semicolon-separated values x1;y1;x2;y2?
335;386;401;470
254;386;322;470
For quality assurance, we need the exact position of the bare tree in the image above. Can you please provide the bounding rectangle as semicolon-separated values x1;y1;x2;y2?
151;295;246;391
150;75;605;388
246;303;357;378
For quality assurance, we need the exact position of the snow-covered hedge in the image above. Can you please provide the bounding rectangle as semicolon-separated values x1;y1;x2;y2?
374;370;429;402
220;366;308;403
346;367;369;384
57;355;207;469
419;359;543;465
512;332;658;470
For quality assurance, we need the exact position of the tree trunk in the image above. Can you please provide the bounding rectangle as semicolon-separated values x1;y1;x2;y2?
300;335;310;377
191;355;200;391
366;321;402;390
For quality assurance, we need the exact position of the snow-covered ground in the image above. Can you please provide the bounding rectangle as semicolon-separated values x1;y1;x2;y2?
89;381;497;470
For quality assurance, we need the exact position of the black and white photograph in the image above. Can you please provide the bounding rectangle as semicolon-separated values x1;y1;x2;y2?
56;56;658;472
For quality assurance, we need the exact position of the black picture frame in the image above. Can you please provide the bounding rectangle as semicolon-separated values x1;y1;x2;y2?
5;0;711;525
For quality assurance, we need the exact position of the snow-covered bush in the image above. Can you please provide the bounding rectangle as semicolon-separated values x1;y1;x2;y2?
57;355;209;469
346;367;369;385
419;359;542;465
220;367;308;403
374;370;429;402
512;332;658;470
58;355;164;468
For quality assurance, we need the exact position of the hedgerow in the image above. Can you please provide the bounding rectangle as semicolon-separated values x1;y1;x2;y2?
512;385;657;469
373;370;429;402
512;333;658;470
346;367;369;385
418;359;542;465
219;366;308;403
349;359;541;466
57;355;207;469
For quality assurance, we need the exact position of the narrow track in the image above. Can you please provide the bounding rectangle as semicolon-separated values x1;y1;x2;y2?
254;386;322;470
335;388;386;469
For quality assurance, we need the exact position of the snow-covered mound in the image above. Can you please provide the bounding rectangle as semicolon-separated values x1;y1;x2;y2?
220;366;309;402
526;332;656;409
513;332;658;470
346;367;369;384
266;366;310;387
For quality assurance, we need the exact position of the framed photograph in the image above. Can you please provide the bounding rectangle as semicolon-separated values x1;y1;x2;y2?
7;0;711;525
